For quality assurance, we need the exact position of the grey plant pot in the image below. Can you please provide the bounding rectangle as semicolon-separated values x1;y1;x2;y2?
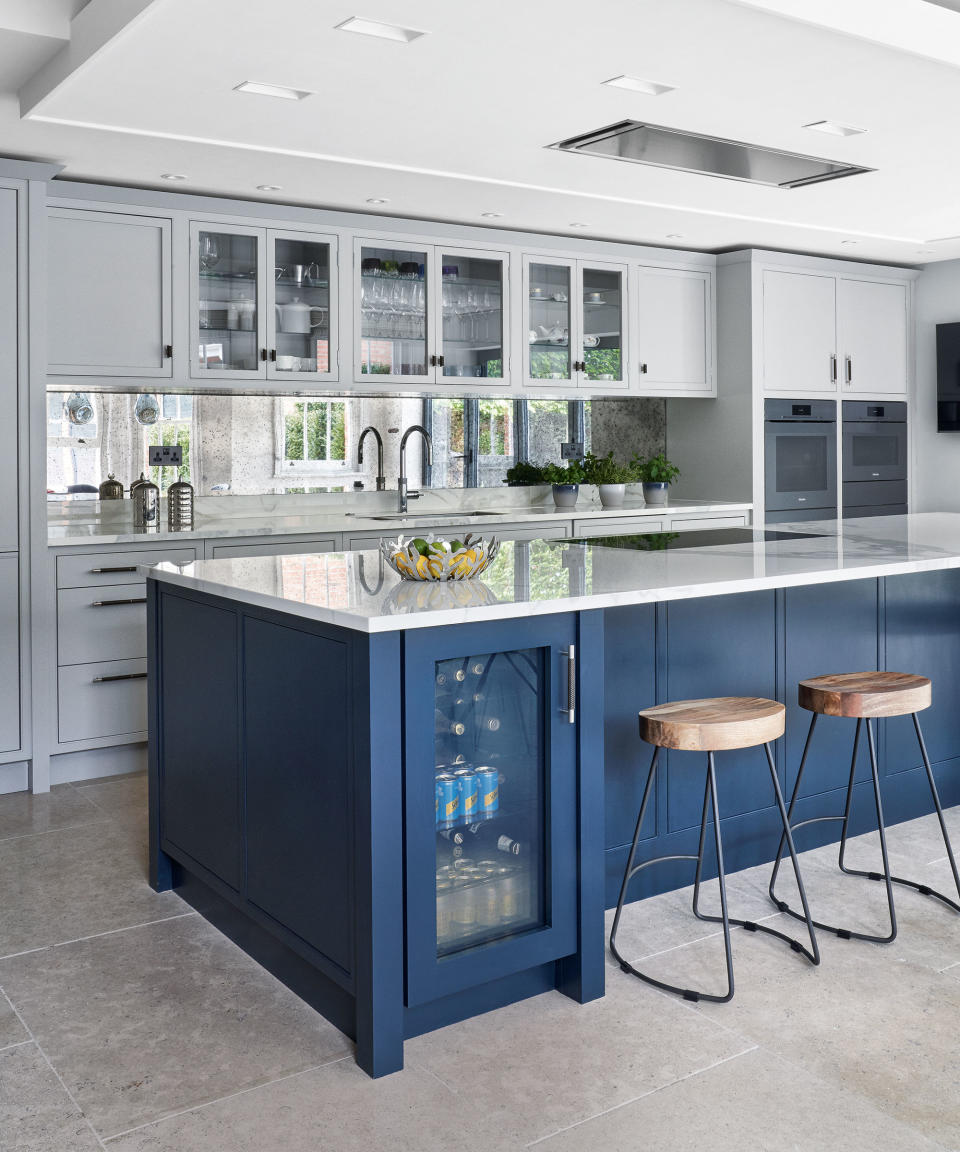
642;481;670;506
598;483;626;509
552;483;579;509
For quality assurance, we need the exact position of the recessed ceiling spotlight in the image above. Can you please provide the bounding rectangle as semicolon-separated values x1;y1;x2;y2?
840;240;858;245
335;16;426;42
603;74;676;97
480;212;504;218
569;222;589;228
365;197;389;205
160;173;187;181
257;184;283;192
234;80;312;101
666;233;684;239
803;120;866;137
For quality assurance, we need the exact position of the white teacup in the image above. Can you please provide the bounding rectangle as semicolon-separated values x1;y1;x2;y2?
276;355;298;371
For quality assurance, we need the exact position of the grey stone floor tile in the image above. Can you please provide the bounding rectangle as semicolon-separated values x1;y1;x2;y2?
405;979;754;1146
0;821;186;958
75;774;147;826
0;1043;102;1151
0;785;106;842
105;1057;516;1152
533;1045;947;1152
0;914;352;1138
635;923;960;1147
0;989;29;1050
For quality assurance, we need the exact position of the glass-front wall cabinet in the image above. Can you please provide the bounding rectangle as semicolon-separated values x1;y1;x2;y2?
194;226;262;376
357;242;430;381
270;232;335;380
404;615;578;1006
438;250;505;382
191;223;338;384
524;257;627;389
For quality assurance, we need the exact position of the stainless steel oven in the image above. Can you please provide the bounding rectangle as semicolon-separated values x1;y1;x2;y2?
842;401;907;518
764;399;837;522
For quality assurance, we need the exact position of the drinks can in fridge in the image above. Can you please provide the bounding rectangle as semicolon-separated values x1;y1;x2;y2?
474;766;499;817
453;768;478;822
436;772;459;827
475;882;500;927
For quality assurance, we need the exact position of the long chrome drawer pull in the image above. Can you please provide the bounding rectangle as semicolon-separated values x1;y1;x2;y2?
92;672;148;683
89;566;139;574
567;644;576;724
91;597;148;607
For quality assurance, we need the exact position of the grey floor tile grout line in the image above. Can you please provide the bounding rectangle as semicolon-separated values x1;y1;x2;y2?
0;985;109;1152
405;1059;460;1097
99;1053;355;1143
0;1036;34;1054
0;816;113;845
523;1044;760;1149
0;910;199;964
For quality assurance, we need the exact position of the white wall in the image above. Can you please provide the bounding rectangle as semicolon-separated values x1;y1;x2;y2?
914;259;960;511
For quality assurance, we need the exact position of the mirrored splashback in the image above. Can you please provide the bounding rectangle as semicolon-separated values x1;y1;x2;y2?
46;391;665;497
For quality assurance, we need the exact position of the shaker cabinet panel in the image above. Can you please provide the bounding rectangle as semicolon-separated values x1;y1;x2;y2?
0;189;17;552
48;209;172;377
838;278;908;396
634;267;712;393
762;270;837;393
0;554;20;754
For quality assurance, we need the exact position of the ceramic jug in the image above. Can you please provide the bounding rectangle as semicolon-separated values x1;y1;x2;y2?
276;297;325;334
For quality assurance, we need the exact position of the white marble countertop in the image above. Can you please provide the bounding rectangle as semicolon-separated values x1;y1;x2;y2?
144;514;960;634
47;497;751;547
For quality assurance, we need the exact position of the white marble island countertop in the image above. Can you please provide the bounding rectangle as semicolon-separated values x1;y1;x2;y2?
145;514;960;634
47;496;751;547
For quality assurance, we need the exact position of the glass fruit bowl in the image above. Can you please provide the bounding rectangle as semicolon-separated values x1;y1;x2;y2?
379;533;501;582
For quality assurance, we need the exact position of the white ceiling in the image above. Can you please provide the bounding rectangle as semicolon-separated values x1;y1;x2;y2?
6;0;960;264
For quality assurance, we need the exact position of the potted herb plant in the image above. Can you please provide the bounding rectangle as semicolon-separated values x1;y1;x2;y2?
581;451;635;509
632;452;680;506
504;461;547;487
542;460;585;508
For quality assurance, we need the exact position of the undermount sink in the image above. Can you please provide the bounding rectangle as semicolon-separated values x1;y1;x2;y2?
363;510;505;522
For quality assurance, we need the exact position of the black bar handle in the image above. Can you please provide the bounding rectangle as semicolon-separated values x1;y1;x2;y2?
89;566;138;574
92;672;148;683
91;597;148;608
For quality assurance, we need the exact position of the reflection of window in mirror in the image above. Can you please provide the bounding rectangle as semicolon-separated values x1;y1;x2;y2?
147;395;193;492
277;398;350;491
48;393;102;495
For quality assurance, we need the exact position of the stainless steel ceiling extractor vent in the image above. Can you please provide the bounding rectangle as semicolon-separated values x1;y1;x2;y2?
550;121;874;188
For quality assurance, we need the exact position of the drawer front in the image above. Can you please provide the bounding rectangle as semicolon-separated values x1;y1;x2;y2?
58;583;147;666
207;537;339;559
668;514;749;532
572;517;664;536
57;547;198;589
58;658;147;743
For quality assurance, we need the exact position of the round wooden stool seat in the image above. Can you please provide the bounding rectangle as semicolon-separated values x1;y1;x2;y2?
798;672;931;719
639;697;785;752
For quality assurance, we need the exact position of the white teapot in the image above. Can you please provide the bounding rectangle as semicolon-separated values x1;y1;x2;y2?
276;297;326;334
537;324;568;344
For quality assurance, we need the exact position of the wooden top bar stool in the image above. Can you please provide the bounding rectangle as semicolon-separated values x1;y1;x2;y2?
770;671;960;945
611;696;820;1005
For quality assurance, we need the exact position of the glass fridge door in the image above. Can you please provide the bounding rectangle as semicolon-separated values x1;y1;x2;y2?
269;232;336;381
193;226;264;376
433;648;547;957
581;263;626;386
356;242;429;380
437;250;506;383
525;258;573;384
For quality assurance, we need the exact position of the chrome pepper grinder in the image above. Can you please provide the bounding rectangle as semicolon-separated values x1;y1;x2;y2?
132;474;160;530
167;475;194;531
98;473;124;500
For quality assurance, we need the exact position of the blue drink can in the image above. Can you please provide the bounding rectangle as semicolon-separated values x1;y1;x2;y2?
436;772;459;827
474;766;499;817
453;768;478;822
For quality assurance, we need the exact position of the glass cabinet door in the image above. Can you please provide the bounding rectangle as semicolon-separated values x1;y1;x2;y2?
269;231;336;381
525;258;573;384
581;263;627;387
437;250;506;383
192;225;264;376
404;615;578;1007
356;241;429;380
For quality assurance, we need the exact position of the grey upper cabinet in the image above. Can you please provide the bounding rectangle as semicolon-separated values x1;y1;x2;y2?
47;208;173;377
761;269;837;394
633;265;713;395
838;278;909;396
0;187;17;552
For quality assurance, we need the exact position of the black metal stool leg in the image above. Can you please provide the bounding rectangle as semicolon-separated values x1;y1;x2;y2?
910;714;960;912
770;713;823;903
610;746;661;954
837;719;864;877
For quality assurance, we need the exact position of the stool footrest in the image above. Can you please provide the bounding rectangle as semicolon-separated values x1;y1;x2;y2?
789;815;846;832
683;990;700;1002
627;853;699;883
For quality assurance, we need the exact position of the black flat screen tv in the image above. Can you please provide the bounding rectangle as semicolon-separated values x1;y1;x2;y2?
937;321;960;431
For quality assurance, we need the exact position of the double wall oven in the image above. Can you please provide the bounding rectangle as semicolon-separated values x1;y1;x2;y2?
764;399;837;523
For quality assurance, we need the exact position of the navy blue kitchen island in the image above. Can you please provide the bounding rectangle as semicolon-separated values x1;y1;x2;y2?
146;516;960;1077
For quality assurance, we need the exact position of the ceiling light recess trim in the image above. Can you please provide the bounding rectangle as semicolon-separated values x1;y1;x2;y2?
257;184;282;191
335;17;426;42
234;81;312;101
603;75;676;97
803;120;866;138
551;121;874;188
